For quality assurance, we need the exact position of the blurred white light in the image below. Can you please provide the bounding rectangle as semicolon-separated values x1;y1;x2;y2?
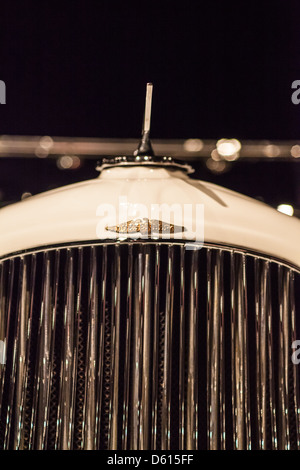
35;136;54;158
291;145;300;158
71;156;81;169
183;139;204;152
263;144;280;158
39;136;54;150
277;204;294;217
58;156;73;169
57;155;81;170
206;158;227;173
216;138;241;159
211;149;222;161
35;147;49;158
224;151;240;162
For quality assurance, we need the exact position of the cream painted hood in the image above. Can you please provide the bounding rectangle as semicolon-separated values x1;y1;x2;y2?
0;163;299;268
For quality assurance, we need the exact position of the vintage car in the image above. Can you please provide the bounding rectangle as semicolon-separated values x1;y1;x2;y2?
0;86;300;450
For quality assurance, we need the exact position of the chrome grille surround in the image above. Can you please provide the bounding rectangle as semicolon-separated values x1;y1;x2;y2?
0;241;299;450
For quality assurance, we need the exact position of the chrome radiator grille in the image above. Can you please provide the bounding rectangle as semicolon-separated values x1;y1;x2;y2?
0;243;299;450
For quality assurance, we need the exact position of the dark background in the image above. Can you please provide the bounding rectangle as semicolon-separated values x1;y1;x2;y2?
0;0;300;209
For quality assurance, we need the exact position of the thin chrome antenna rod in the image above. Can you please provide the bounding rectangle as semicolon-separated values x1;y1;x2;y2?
134;83;154;156
143;82;153;134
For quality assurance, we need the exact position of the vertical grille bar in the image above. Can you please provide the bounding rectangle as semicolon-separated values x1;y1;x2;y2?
130;246;152;449
131;251;142;449
255;259;267;449
0;263;5;370
2;258;22;448
231;252;251;450
12;256;36;449
96;245;106;447
207;250;225;449
73;247;84;448
186;248;199;450
5;257;31;448
122;244;133;449
30;251;59;449
140;249;152;449
160;245;174;450
219;252;226;450
0;260;14;419
151;244;160;449
82;246;98;449
178;245;185;450
278;266;291;449
56;250;76;449
255;259;278;449
108;245;121;449
290;270;300;449
46;250;61;449
267;262;278;449
0;261;7;412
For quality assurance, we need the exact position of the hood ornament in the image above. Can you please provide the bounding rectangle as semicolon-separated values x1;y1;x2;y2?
133;82;154;157
105;218;186;235
96;83;194;174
